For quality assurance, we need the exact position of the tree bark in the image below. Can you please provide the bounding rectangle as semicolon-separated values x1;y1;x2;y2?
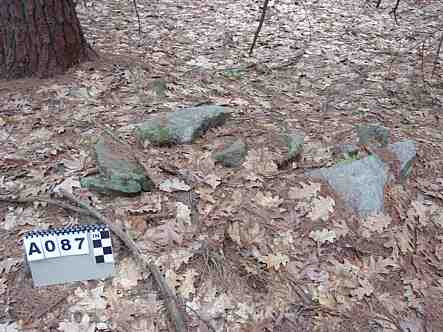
0;0;97;79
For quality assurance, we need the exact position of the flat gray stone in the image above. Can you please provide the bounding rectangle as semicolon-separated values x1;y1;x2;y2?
357;124;390;147
386;140;416;179
213;139;247;167
307;155;388;217
135;105;231;145
284;131;305;160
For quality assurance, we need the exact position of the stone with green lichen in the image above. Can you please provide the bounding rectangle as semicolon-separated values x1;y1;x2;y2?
283;131;305;160
357;124;390;147
80;136;154;195
80;175;144;194
385;140;416;180
213;139;247;167
135;105;231;146
152;79;168;98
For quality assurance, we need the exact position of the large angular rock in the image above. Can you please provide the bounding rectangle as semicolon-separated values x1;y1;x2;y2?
386;140;416;179
80;136;154;195
135;105;231;145
307;155;388;217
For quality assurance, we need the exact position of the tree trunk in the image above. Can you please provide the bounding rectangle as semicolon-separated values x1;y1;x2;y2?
0;0;97;79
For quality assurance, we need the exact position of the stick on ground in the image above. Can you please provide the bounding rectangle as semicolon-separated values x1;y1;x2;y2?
249;0;270;56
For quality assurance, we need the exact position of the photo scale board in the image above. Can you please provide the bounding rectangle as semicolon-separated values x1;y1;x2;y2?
23;224;115;287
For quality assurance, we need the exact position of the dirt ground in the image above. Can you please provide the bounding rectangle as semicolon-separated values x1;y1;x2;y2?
1;0;443;331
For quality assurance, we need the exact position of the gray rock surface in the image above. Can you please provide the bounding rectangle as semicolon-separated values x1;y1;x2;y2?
307;155;388;217
386;140;416;179
135;105;231;145
284;131;305;160
357;124;390;147
213;139;247;167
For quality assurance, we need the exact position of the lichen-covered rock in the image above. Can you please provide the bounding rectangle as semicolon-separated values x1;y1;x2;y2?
357;124;390;147
386;140;416;179
213;139;247;167
135;105;231;145
307;155;388;217
80;136;154;195
284;131;305;160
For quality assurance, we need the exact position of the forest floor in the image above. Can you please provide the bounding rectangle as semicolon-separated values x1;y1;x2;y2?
1;0;443;331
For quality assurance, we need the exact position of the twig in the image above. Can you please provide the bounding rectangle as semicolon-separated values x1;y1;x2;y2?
431;33;443;79
389;0;401;25
0;196;90;216
58;189;186;332
249;0;270;56
131;0;142;36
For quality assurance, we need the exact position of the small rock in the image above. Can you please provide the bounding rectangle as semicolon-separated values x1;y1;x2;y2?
386;140;416;179
80;136;154;195
283;131;305;160
151;79;168;98
135;105;231;145
357;124;390;147
213;139;247;167
307;155;388;217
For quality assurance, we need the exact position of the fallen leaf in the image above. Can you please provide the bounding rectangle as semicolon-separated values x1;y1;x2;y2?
261;253;289;271
145;220;184;246
0;258;20;274
364;256;398;276
70;285;107;319
178;268;198;298
112;257;142;289
53;177;81;194
176;202;192;225
227;222;242;246
159;178;190;192
308;196;335;221
407;200;429;227
310;229;337;244
255;191;283;208
165;270;180;289
3;206;41;230
204;173;221;189
243;148;278;177
58;314;96;332
351;278;374;300
361;214;391;238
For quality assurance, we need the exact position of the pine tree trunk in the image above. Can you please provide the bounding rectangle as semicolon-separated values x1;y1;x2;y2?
0;0;97;79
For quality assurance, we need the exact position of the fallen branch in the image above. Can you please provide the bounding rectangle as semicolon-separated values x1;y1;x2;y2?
58;189;186;332
131;0;142;36
1;192;187;332
0;196;89;216
249;0;270;56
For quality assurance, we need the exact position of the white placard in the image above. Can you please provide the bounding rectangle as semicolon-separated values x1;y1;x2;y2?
24;236;45;261
57;232;89;257
40;234;61;259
